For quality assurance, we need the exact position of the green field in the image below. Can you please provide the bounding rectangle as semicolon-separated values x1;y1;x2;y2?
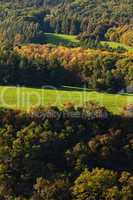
44;33;79;45
101;41;133;52
44;33;133;52
0;86;132;114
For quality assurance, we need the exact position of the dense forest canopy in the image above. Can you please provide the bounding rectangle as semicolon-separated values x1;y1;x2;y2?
0;43;132;92
0;0;132;90
0;103;132;199
0;0;133;91
0;0;133;44
0;1;133;199
0;0;132;93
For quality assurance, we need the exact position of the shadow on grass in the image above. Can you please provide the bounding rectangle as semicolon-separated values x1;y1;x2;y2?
42;85;94;92
44;33;78;46
119;93;133;96
1;84;132;96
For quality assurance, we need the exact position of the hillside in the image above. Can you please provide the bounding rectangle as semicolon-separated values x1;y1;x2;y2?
101;41;133;52
43;33;133;52
0;43;132;93
0;0;62;6
0;0;133;46
14;44;133;91
44;33;79;45
0;99;132;199
0;1;133;199
0;86;132;114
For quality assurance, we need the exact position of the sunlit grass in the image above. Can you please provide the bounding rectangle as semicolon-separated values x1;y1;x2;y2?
44;33;79;45
0;86;132;114
101;41;133;52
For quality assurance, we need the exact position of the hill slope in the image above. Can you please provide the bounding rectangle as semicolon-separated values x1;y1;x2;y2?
0;86;132;114
44;33;79;45
0;0;133;44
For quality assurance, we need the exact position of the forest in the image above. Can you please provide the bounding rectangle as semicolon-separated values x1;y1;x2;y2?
0;0;132;92
0;103;133;199
0;0;133;199
0;43;132;92
0;0;133;45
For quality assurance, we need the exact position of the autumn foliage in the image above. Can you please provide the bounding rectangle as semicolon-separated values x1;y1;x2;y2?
0;103;132;199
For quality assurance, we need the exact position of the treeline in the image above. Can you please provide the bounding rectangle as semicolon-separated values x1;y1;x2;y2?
0;4;49;44
0;43;132;92
5;44;131;92
0;0;133;45
0;0;62;7
43;0;133;44
0;102;133;199
44;0;133;39
106;25;133;47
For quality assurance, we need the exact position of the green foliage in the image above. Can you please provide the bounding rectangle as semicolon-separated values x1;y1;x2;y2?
0;43;132;93
0;5;48;44
0;0;133;45
43;0;133;39
13;44;133;92
106;25;133;47
34;177;70;200
0;104;132;199
101;41;133;52
72;168;133;200
121;30;133;47
0;2;133;199
0;42;132;96
44;33;79;46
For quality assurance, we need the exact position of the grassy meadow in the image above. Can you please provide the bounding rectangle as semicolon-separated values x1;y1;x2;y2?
1;34;133;114
44;33;79;45
101;41;133;52
44;33;133;52
0;86;132;114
